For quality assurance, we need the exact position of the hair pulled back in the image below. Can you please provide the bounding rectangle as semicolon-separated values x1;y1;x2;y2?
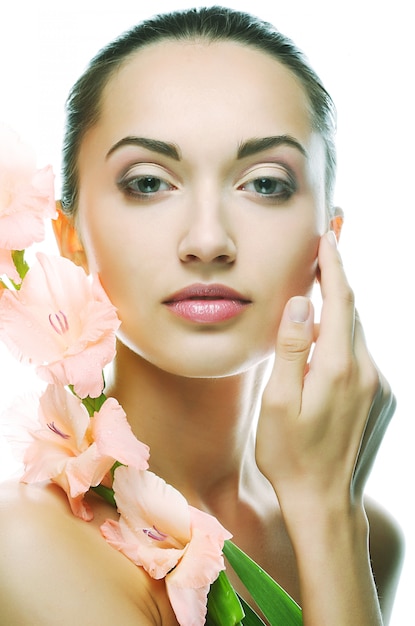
61;5;336;214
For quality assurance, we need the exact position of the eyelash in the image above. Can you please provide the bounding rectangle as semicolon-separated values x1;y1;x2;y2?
237;168;297;202
117;165;297;203
238;177;295;201
118;174;176;200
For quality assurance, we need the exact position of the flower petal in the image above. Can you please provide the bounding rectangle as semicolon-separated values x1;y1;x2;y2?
0;392;42;465
0;123;56;250
112;466;191;545
17;384;124;519
92;397;149;469
66;493;94;522
37;384;90;450
0;248;19;282
0;253;120;397
166;507;231;590
101;517;185;579
165;582;210;626
19;385;88;484
101;467;232;625
64;443;114;497
21;436;69;484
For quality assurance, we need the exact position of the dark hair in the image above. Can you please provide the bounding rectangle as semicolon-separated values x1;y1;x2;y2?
61;5;336;214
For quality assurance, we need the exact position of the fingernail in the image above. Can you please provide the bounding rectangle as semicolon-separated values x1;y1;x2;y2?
288;296;310;323
327;230;337;247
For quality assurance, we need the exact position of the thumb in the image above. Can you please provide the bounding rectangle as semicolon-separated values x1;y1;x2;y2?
264;296;314;414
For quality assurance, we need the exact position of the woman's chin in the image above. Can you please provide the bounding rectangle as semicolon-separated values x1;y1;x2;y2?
145;349;273;380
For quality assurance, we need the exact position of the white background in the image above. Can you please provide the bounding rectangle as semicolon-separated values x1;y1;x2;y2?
0;1;413;624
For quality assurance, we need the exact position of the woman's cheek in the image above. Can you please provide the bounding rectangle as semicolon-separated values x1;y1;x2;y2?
271;230;319;296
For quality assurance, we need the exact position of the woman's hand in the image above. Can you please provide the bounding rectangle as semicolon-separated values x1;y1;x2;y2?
256;231;397;624
256;230;396;515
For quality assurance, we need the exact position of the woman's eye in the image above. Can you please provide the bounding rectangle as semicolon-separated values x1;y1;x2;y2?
240;176;294;200
119;174;174;198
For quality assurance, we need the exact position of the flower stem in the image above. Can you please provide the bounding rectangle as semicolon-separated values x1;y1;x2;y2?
91;484;116;507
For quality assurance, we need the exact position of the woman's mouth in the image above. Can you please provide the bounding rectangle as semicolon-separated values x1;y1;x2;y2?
163;283;252;324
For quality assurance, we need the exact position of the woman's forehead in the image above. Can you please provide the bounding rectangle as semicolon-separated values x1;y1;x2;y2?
103;40;312;125
82;39;322;168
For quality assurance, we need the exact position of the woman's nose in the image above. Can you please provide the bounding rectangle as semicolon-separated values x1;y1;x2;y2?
178;196;236;264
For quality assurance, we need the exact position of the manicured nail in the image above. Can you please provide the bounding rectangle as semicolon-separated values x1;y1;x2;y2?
288;296;310;323
327;230;337;247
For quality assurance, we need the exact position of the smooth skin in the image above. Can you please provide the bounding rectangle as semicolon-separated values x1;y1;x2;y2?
0;40;403;625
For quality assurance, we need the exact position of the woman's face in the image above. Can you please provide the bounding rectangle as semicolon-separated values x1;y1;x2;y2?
74;40;328;377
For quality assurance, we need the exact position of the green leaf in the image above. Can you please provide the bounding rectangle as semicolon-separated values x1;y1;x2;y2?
78;391;107;416
69;372;107;417
223;541;303;626
110;461;123;479
11;249;30;286
237;594;266;625
206;570;245;626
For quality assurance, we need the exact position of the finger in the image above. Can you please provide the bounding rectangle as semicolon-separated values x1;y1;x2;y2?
313;231;355;365
264;296;314;415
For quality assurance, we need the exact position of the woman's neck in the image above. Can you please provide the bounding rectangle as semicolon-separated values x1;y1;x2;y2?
104;340;271;511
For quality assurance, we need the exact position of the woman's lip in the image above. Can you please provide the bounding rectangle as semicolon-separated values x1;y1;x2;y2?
163;284;252;323
164;283;251;303
164;299;250;323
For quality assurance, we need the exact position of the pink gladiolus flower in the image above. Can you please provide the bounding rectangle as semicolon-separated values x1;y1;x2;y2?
21;384;150;521
0;248;19;283
0;252;120;398
0;123;56;253
101;466;232;626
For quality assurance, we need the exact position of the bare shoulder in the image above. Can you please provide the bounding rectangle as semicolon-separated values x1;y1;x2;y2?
365;495;405;624
0;479;177;626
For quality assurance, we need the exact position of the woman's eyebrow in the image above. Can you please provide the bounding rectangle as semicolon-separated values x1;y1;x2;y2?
106;134;306;162
106;136;181;160
237;135;307;159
